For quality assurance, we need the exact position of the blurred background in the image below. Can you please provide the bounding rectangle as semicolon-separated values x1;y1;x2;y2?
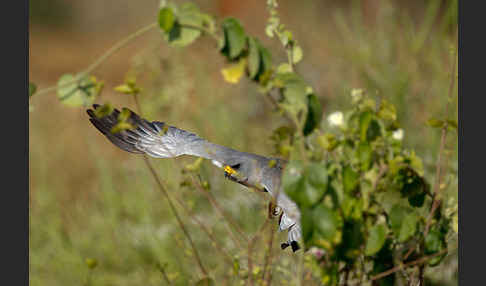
29;0;458;285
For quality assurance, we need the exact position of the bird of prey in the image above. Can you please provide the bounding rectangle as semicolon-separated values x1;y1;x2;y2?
87;104;302;252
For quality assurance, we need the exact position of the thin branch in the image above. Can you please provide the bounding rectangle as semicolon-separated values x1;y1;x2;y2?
156;263;172;286
190;175;249;244
424;39;457;237
247;217;271;286
36;22;158;96
173;189;234;265
143;156;208;277
262;211;277;285
131;96;208;277
369;247;452;282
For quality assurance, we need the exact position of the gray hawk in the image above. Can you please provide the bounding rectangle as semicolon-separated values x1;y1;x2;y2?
87;104;302;252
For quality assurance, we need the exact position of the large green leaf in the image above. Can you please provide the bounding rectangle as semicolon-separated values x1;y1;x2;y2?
257;40;272;78
164;3;211;47
365;224;387;256
283;161;328;208
398;213;418;242
303;93;323;136
359;111;373;141
282;160;305;203
221;18;246;60
300;208;314;245
389;205;417;242
276;72;309;119
313;205;339;243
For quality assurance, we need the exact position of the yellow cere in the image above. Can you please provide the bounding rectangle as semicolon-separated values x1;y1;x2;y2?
224;165;237;175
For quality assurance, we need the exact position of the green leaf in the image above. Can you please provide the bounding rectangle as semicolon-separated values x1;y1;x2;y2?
313;205;339;242
366;119;381;141
343;165;359;194
408;191;426;208
118;108;131;122
359;111;373;141
300;208;314;245
29;82;37;97
221;18;247;60
365;224;387;256
57;74;97;107
283;161;328;208
158;7;175;33
303;93;322;136
258;41;272;76
277;72;308;117
396;168;429;208
283;160;305;202
427;118;444;128
425;228;447;266
446;119;458;130
85;258;98;269
358;141;372;171
317;133;338;151
398;212;418;242
165;3;205;47
247;37;260;79
93;103;114;118
389;205;410;236
306;162;328;203
111;122;134;134
114;84;134;94
195;277;215;286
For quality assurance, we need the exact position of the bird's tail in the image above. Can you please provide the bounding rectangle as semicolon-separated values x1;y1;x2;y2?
87;104;200;158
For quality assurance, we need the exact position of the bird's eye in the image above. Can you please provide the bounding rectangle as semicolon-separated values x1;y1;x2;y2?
230;163;241;170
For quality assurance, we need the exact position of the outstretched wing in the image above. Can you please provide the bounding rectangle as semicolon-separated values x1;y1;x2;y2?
87;104;266;167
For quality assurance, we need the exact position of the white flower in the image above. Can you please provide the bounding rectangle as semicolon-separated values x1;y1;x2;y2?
392;129;404;140
328;111;344;127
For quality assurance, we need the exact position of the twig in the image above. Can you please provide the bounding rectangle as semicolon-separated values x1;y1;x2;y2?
143;156;208;277
172;189;234;265
418;264;425;286
131;97;208;277
369;247;452;282
190;175;249;244
424;39;457;237
36;22;158;96
156;263;172;285
247;217;272;286
262;214;277;285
